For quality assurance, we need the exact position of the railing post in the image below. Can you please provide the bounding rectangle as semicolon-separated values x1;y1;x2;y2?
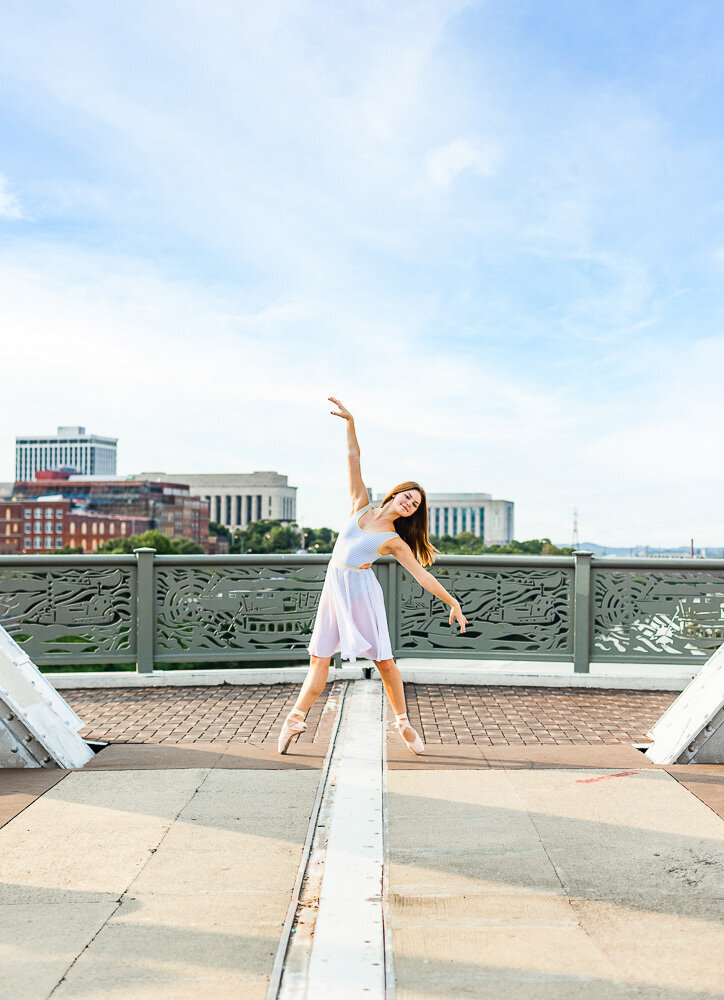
573;551;593;673
134;547;156;674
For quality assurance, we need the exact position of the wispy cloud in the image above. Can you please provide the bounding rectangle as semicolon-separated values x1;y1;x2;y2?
0;238;564;451
0;175;23;219
0;1;722;544
425;138;501;190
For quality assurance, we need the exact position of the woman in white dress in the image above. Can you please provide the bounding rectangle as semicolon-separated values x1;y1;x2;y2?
278;396;469;756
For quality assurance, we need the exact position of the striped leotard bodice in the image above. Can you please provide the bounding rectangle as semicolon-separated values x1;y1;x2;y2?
330;502;398;570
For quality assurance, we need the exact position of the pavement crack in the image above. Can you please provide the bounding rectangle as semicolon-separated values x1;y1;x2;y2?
521;798;567;894
45;767;215;1000
46;896;124;999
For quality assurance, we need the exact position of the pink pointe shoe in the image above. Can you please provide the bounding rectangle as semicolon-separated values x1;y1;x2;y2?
395;713;425;756
278;709;307;755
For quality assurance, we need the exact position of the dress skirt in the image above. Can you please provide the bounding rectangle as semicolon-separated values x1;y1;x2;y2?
307;561;393;662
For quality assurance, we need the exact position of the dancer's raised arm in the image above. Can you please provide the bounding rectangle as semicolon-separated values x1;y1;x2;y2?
328;396;368;513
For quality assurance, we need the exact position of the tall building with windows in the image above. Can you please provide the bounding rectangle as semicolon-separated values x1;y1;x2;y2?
15;426;117;480
138;472;297;532
373;490;514;546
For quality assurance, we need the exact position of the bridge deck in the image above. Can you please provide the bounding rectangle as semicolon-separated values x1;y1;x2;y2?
0;681;722;1000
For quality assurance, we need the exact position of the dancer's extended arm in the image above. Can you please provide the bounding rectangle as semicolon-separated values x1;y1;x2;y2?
328;396;368;513
385;536;469;634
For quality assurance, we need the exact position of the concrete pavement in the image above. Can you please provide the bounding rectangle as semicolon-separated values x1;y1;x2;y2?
0;680;722;999
386;765;724;999
1;768;320;1000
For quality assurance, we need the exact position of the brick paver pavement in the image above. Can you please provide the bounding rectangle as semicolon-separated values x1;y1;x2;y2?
64;682;677;747
403;683;676;746
67;683;332;745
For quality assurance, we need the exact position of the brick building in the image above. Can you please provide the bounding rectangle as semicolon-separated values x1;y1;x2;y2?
8;472;210;552
0;498;151;554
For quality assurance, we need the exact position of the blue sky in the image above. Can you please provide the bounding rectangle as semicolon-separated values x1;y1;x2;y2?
1;1;723;545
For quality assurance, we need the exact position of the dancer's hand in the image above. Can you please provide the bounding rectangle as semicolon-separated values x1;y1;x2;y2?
449;601;468;633
329;396;354;421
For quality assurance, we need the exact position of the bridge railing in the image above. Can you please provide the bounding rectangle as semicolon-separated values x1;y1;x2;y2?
1;548;723;674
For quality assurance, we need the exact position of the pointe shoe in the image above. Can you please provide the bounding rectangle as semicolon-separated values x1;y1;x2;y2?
395;713;425;756
278;709;307;755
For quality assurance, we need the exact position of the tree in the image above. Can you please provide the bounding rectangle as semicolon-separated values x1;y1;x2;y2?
431;534;574;556
299;525;337;553
226;519;339;554
237;519;314;554
170;537;206;554
97;530;204;555
99;530;170;554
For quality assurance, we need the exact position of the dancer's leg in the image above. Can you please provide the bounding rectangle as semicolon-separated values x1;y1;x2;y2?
292;654;331;714
373;657;406;715
374;656;425;747
375;657;424;754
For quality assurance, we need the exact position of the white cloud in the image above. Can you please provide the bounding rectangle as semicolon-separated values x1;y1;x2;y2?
0;2;721;547
426;138;501;190
0;175;23;219
0;242;567;533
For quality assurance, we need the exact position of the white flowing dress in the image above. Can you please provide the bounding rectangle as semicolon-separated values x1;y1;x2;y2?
307;501;397;662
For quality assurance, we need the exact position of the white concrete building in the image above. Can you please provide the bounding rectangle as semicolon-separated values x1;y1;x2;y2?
139;472;297;532
373;490;514;545
15;426;117;480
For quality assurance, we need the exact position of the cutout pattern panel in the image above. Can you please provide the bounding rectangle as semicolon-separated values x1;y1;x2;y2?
155;563;327;656
397;566;573;655
593;569;724;658
0;565;135;659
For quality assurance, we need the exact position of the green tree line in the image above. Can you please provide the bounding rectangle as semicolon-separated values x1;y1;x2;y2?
210;520;337;553
49;522;573;557
430;533;574;556
48;530;206;555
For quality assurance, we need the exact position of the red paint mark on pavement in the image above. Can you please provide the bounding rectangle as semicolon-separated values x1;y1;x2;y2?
576;771;638;784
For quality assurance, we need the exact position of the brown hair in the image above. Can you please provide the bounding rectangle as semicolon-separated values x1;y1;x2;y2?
378;481;439;567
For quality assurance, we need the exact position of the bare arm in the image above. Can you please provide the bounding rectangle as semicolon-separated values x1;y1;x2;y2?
328;396;369;512
384;536;468;633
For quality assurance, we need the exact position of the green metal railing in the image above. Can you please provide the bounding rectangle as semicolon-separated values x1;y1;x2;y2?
1;548;723;673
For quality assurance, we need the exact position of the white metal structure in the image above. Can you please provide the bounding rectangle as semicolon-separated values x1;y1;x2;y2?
305;680;385;998
274;680;387;1000
645;642;724;764
0;625;95;768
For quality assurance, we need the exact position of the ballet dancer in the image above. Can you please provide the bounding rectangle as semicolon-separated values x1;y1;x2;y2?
278;396;469;756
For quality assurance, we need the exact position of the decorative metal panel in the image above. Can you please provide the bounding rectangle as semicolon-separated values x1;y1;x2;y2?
155;563;327;657
593;569;724;658
0;565;135;658
397;565;573;655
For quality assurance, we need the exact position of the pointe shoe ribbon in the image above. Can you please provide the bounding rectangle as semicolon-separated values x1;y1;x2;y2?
278;709;307;755
395;712;425;756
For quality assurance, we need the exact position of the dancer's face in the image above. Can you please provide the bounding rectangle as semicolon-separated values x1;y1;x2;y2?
391;489;422;517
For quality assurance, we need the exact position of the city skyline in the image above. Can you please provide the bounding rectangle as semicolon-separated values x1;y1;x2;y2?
5;442;716;552
1;3;723;544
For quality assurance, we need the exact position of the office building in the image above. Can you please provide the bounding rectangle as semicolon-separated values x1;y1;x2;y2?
139;472;297;533
373;490;514;546
15;426;117;480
